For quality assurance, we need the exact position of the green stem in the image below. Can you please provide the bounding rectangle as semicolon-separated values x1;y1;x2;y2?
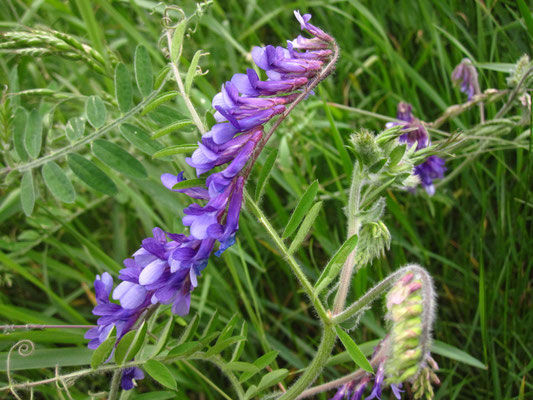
243;190;330;323
0;73;172;176
107;370;122;400
278;327;337;400
332;166;363;314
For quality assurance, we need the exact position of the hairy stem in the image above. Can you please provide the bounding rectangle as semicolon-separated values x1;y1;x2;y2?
495;65;533;119
244;190;330;323
278;326;337;400
332;166;363;314
107;370;122;400
166;30;206;135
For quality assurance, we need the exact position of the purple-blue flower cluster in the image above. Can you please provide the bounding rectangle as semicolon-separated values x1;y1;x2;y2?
86;9;334;391
386;102;446;195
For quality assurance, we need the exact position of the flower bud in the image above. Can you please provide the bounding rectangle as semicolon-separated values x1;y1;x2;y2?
351;129;382;166
384;266;435;385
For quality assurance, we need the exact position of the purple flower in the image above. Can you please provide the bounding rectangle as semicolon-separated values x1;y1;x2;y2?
161;172;209;200
121;367;144;390
391;383;403;399
414;155;446;196
452;58;479;101
294;10;333;42
366;363;385;400
386;102;429;151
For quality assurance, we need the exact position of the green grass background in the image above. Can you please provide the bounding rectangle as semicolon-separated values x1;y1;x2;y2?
0;0;531;399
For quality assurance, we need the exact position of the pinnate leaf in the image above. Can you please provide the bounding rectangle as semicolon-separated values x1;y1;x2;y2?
85;96;106;128
115;63;133;113
92;139;147;179
20;172;35;216
144;359;177;390
25;109;42;159
67;154;117;196
135;45;153;97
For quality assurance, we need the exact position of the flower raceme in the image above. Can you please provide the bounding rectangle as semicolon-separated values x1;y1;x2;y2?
386;103;446;195
85;10;336;390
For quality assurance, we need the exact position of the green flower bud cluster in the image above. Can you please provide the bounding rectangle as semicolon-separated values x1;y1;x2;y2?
507;54;533;89
354;220;391;267
384;271;427;383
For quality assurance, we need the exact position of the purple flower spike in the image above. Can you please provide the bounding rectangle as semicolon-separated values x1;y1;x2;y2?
88;9;334;354
121;367;144;390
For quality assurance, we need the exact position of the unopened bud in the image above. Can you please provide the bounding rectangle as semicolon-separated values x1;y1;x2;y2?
351;129;382;166
385;265;436;385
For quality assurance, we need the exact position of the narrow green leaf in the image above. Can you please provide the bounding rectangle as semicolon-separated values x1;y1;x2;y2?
282;180;319;238
231;321;247;362
12;107;28;161
42;162;76;203
315;234;359;295
185;50;204;95
335;326;373;373
205;335;247;357
135;45;153;97
115;321;147;365
85;96;106;128
92;139;147;179
152;120;194;139
225;362;259;373
141;92;180;116
239;350;278;383
90;326;116;369
172;178;205;190
254;148;278;201
67;153;117;196
431;340;486;369
120;124;163;156
115;63;133;113
20;171;35;216
152;144;198;159
144;359;177;390
151;317;175;357
256;369;288;392
25;109;42;159
288;201;323;254
178;314;199;345
170;20;187;63
167;341;203;357
65;117;85;141
369;158;387;173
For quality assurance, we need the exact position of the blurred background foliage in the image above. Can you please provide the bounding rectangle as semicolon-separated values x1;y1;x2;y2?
0;0;531;399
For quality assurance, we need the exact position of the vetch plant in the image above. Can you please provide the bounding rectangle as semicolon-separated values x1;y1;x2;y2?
0;3;530;400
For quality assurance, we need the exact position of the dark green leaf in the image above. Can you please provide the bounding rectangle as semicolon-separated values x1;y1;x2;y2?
115;63;133;113
67;154;117;196
282;180;319;238
85;96;106;128
25;109;42;159
144;359;177;390
288;201;322;254
172;178;205;190
12;107;28;161
42;162;76;203
120;124;163;156
135;45;153;97
90;326;116;369
152;120;194;139
20;171;35;216
92;139;147;179
335;326;373;373
315;234;359;295
65;117;85;141
254;148;278;201
115;321;147;365
369;158;387;173
152;144;197;159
